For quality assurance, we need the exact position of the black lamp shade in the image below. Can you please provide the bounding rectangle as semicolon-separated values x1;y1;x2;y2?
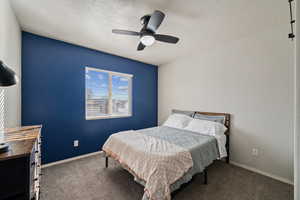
0;60;18;87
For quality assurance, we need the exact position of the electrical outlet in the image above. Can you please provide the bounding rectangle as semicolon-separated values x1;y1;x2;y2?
74;140;79;147
252;148;258;156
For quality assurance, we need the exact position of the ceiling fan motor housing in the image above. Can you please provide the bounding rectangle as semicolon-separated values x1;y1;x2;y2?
140;15;151;25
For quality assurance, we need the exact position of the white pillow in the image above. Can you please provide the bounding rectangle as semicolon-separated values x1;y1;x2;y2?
163;114;192;129
184;118;227;136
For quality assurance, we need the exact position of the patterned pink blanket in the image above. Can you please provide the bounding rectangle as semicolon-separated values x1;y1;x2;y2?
103;130;193;200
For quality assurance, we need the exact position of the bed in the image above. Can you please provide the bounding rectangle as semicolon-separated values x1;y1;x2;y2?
102;111;230;200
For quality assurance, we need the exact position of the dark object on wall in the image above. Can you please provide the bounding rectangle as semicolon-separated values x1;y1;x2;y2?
0;126;42;200
288;0;295;40
112;10;180;51
0;60;18;86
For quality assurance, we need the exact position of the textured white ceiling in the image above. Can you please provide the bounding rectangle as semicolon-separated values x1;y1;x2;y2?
10;0;286;65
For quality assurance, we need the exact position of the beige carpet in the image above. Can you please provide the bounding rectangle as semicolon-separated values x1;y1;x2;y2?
40;155;293;200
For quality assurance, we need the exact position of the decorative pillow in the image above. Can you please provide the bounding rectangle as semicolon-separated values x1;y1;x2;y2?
172;109;195;117
193;113;225;124
184;118;227;136
163;114;193;129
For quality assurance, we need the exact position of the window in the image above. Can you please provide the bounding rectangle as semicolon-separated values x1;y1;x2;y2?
85;67;132;119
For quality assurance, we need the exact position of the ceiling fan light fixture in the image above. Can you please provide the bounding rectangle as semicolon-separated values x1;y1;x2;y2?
140;35;155;46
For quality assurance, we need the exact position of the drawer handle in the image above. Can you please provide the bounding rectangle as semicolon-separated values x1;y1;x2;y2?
31;162;35;166
35;150;39;153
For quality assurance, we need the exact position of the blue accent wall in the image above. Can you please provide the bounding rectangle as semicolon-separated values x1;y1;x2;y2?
22;32;158;164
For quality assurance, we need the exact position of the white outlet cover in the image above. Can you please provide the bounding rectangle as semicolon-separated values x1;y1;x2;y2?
252;148;258;156
74;140;79;147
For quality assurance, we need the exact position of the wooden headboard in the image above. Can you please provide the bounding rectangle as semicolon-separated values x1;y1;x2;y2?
194;111;231;163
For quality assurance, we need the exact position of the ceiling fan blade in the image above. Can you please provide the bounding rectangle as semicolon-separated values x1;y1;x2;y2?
154;34;179;44
112;29;140;36
137;42;146;51
147;10;165;32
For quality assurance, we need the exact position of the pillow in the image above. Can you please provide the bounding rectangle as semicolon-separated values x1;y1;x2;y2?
184;118;227;136
163;114;192;129
172;109;195;117
193;113;225;124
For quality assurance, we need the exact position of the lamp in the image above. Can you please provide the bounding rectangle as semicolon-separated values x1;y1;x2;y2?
0;60;18;153
0;60;18;86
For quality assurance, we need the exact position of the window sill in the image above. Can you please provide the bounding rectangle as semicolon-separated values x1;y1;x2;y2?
86;115;132;120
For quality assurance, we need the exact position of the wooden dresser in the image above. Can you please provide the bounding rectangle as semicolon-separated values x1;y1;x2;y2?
0;126;42;200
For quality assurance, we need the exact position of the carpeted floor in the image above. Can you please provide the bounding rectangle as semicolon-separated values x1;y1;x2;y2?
40;155;293;200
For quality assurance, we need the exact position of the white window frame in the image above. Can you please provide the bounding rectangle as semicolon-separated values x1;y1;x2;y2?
85;67;133;120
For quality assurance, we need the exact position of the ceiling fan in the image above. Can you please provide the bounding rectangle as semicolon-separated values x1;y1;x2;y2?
112;10;179;51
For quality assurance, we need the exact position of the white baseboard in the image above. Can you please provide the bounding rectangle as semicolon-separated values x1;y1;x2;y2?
42;152;293;186
230;161;293;185
42;151;104;168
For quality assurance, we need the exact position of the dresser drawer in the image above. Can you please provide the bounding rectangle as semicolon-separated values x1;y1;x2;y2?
0;157;28;199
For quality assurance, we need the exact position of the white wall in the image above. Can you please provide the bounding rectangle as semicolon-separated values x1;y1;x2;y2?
159;2;294;183
295;0;299;198
0;0;21;128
